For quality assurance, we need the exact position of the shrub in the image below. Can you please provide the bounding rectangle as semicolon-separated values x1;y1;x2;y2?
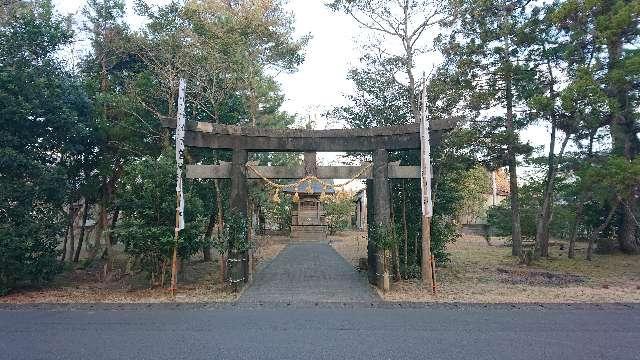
324;193;355;234
219;210;251;253
114;155;206;283
0;219;62;295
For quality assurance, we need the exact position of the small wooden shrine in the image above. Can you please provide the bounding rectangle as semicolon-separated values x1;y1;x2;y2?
284;181;334;241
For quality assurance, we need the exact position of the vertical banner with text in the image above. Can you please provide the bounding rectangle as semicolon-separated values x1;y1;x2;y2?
175;78;186;231
420;81;433;217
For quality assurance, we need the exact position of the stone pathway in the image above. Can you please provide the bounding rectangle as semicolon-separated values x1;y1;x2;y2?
239;242;379;303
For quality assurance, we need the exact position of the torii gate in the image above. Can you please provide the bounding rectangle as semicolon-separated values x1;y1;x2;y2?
161;117;455;290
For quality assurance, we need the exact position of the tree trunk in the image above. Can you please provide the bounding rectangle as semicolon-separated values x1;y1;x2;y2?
92;165;122;277
61;214;71;262
405;48;419;123
587;200;619;261
399;3;419;125
606;36;640;253
202;181;219;262
500;10;522;256
87;202;105;261
401;180;409;277
568;201;583;259
108;208;119;245
67;208;77;262
570;132;597;259
73;200;91;263
619;198;640;253
505;78;522;257
534;119;557;259
535;133;570;258
412;233;418;268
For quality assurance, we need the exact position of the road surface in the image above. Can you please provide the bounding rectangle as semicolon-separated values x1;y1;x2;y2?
1;303;639;360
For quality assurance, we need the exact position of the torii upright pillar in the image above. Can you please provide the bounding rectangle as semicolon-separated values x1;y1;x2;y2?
228;148;248;286
303;151;317;177
368;149;391;290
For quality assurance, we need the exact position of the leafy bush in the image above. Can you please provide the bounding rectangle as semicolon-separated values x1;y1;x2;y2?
370;222;399;252
250;185;292;232
114;155;206;283
457;166;491;223
324;193;355;234
0;221;62;295
487;180;576;241
220;210;251;252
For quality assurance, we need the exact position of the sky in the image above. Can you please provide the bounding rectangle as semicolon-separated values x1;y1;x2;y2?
52;0;363;125
53;0;551;178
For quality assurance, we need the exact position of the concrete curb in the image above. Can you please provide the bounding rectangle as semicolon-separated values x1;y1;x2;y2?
1;301;638;312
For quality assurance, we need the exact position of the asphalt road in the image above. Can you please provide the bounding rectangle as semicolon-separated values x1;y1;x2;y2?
1;304;639;360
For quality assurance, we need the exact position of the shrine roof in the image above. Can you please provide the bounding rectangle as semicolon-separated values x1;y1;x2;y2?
282;181;336;194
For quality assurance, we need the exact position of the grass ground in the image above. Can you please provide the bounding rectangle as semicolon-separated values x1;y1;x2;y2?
0;234;289;304
331;232;640;303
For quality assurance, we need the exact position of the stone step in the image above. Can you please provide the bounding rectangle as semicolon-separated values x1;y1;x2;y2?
290;233;327;242
291;225;328;232
290;225;327;241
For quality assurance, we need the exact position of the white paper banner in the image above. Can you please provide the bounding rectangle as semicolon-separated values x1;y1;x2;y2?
175;78;186;231
420;81;433;217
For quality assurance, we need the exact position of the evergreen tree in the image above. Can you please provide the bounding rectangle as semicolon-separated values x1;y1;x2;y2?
0;0;84;292
554;0;640;253
436;0;540;256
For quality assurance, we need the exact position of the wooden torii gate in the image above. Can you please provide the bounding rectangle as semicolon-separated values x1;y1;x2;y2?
161;118;455;289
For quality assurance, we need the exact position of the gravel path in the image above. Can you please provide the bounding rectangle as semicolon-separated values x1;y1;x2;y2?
239;241;378;304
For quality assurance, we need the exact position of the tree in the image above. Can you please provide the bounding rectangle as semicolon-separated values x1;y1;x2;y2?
554;0;640;253
578;157;640;259
0;0;83;293
114;155;206;284
330;8;483;276
436;0;541;256
332;53;413;128
504;3;612;258
330;0;448;123
80;0;154;269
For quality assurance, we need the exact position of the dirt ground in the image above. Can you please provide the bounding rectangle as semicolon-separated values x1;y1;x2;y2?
1;234;288;304
331;232;640;303
5;231;639;304
329;231;369;268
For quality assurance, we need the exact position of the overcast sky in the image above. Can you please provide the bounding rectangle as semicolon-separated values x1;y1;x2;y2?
53;0;550;175
53;0;364;126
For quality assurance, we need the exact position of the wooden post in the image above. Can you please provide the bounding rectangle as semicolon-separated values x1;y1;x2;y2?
421;215;432;289
170;194;179;295
420;76;435;293
171;78;187;295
